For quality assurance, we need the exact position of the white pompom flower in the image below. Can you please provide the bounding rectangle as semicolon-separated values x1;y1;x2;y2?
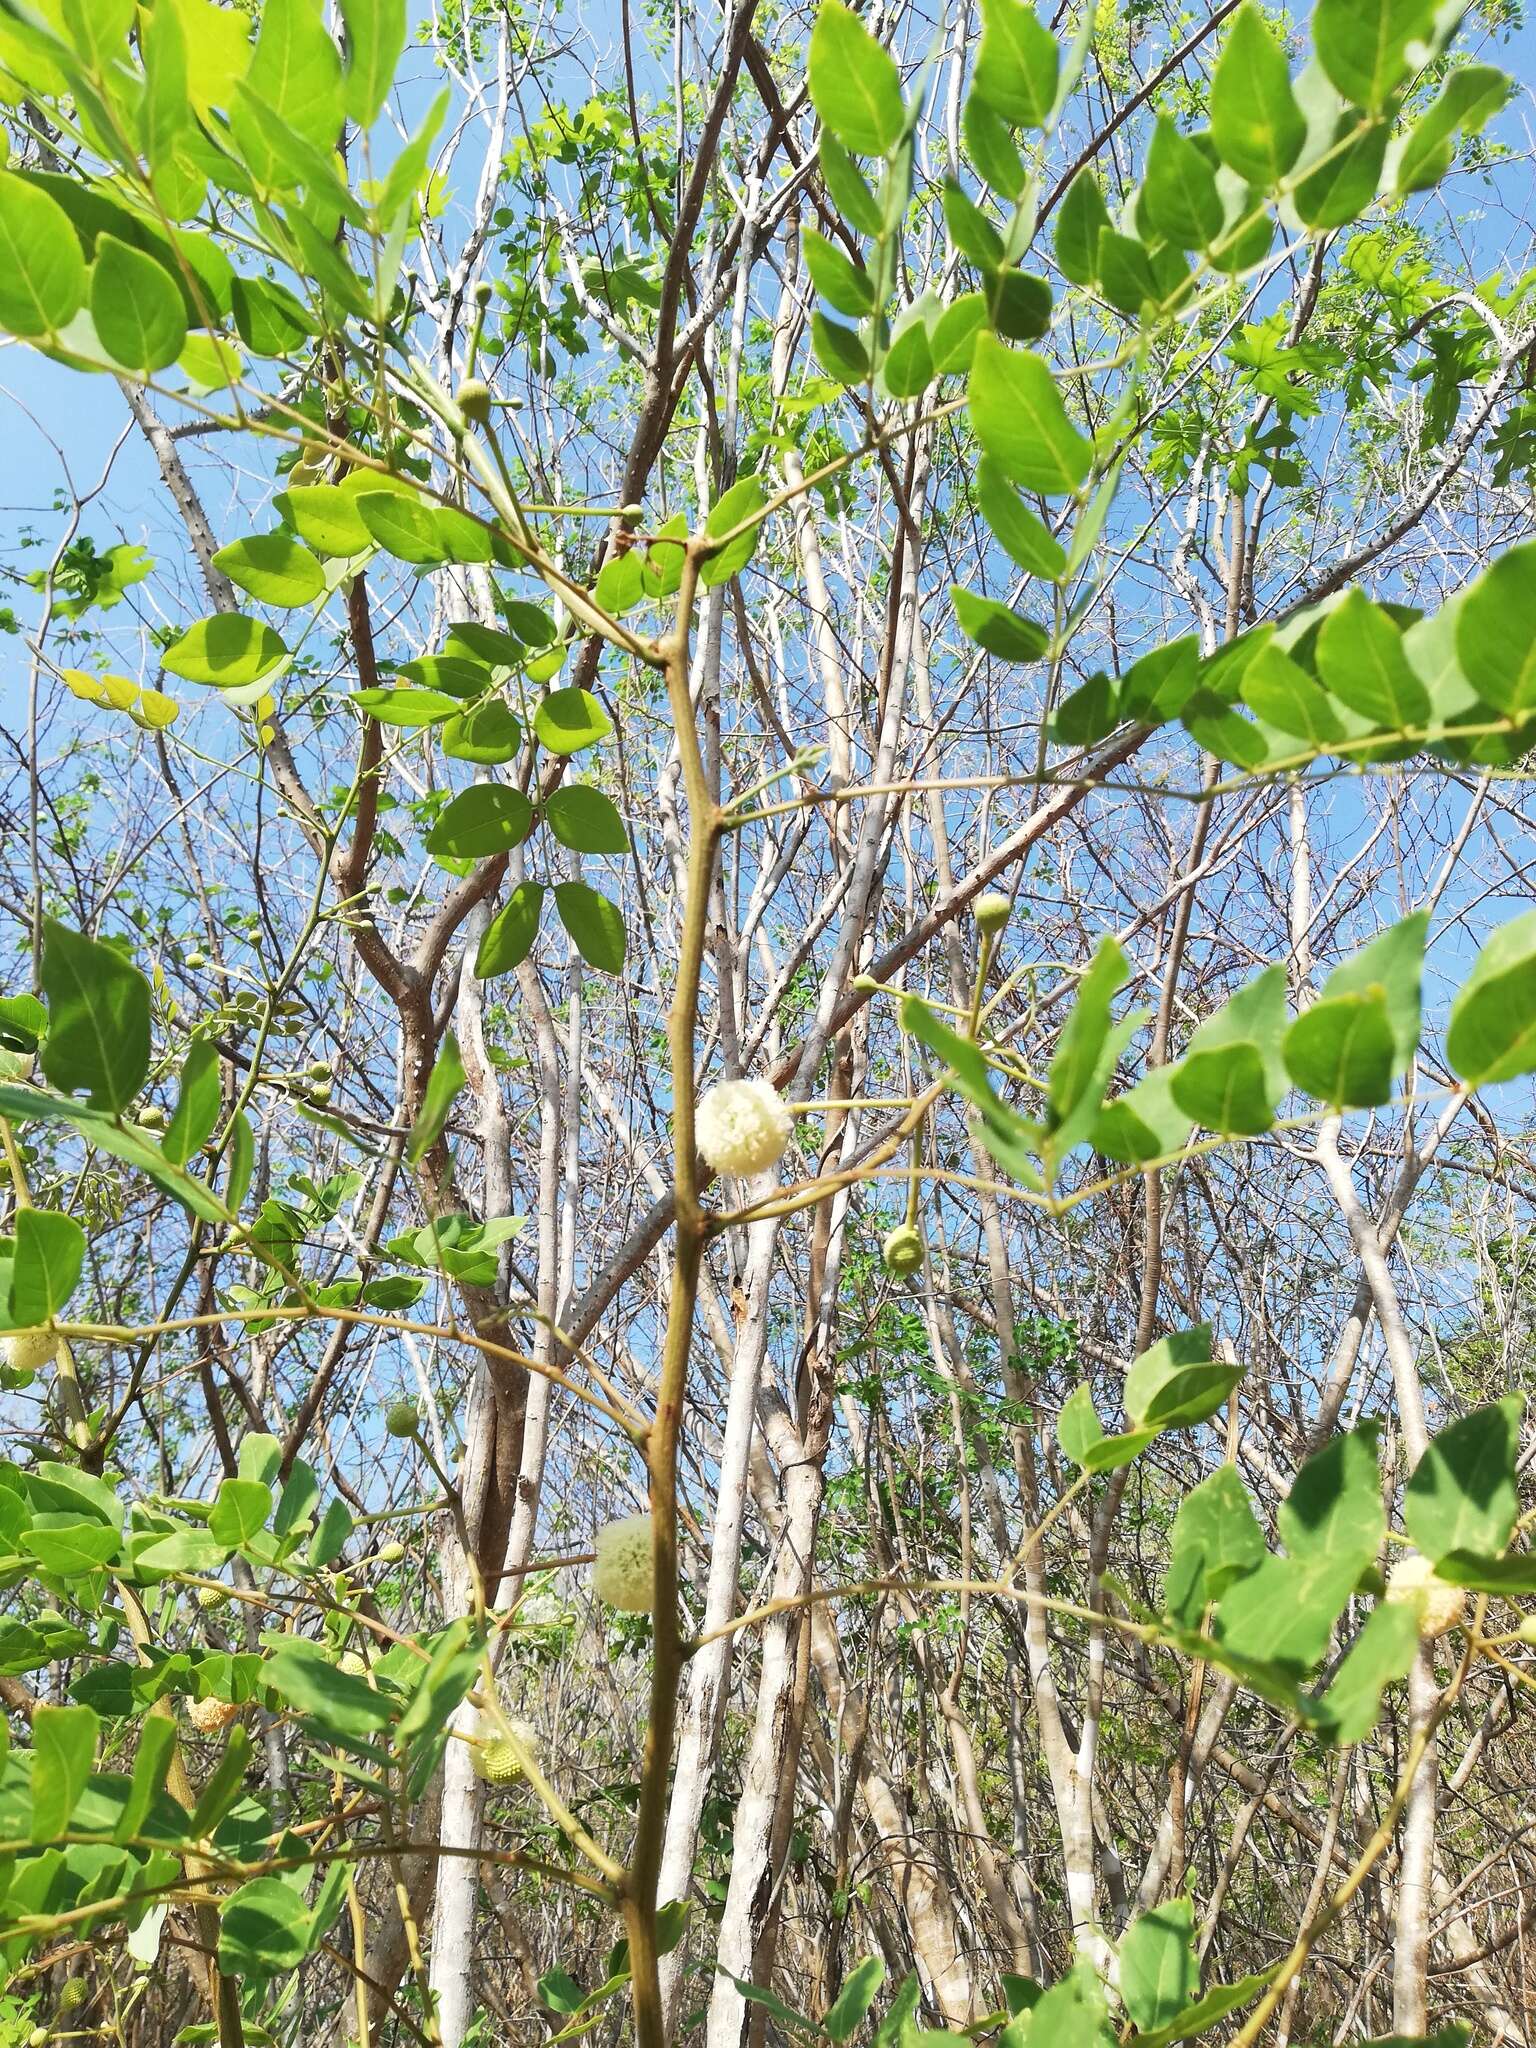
593;1513;656;1612
1386;1552;1466;1640
695;1078;792;1177
186;1694;239;1735
2;1329;56;1375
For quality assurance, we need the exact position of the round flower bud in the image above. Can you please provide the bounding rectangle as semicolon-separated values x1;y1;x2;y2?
197;1584;231;1612
1386;1552;1466;1640
186;1694;239;1735
473;279;493;306
456;378;493;426
2;1329;56;1375
305;1060;331;1082
137;1103;167;1130
593;1513;655;1613
695;1079;792;1178
974;891;1012;935
474;1736;524;1786
882;1223;925;1277
375;1540;406;1565
338;1650;370;1679
30;2026;49;2046
57;1980;87;2013
385;1400;420;1440
184;949;207;968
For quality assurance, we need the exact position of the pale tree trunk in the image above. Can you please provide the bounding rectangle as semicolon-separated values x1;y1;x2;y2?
658;1199;780;2031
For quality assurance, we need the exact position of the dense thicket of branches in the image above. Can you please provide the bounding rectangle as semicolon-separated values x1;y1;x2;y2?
2;0;1536;2044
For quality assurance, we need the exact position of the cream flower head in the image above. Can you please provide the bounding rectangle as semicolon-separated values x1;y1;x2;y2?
593;1513;655;1612
1386;1552;1466;1639
695;1078;792;1177
186;1694;240;1734
2;1329;56;1375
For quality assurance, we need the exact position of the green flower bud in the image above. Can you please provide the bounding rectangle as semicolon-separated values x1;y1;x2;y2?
473;279;493;306
385;1400;420;1440
456;378;493;426
197;1583;231;1612
974;892;1012;935
305;1060;331;1082
137;1103;167;1130
57;1980;87;2012
473;1737;524;1786
882;1223;925;1277
376;1541;406;1564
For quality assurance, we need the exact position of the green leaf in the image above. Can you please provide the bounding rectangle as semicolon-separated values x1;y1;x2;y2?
1125;1324;1238;1431
813;310;871;384
353;687;460;727
218;1874;313;1979
1180;687;1271;769
1283;994;1397;1108
546;785;629;855
285;483;374;556
902;994;1043;1189
1292;108;1388;230
944;177;1005;269
476;883;545;977
952;586;1048;662
424;785;534;858
231;271;316;354
1120;1898;1198;2032
1404;1397;1522;1564
1051;671;1119;748
212;532;326;608
0;171;86;338
1093;1064;1192;1165
969;333;1091;494
880;301;937;398
1315;590;1430;730
163;615;288;689
1432;1548;1536;1593
90;234;186;373
1096;228;1158;315
1220;1427;1383;1669
265;1637;394;1738
207;1478;272;1549
1011;1959;1112;2048
701;473;767;589
554;883;627;975
1446;910;1536;1085
931;291;988;373
354;489;450;565
31;1705;97;1841
189;1724;253;1833
819;135;884;235
1314;0;1436;110
1394;63;1509;191
114;1714;176;1844
728;1976;819;2040
443;703;522;763
164;1040;222;1167
241;0;344;157
1057;1384;1159;1473
803;226;875;317
140;0;190;170
407;1035;466;1166
1455;541;1536;716
338;0;404;123
964;95;1027;199
986;267;1053;343
973;0;1058;126
1045;937;1133;1157
1314;1600;1418;1744
1138;118;1223;249
1054;169;1110;286
535;687;614;756
1132;1971;1276;2048
808;0;906;156
1210;6;1305;188
825;1957;886;2042
23;1519;119;1573
1164;1466;1264;1625
39;920;151;1113
10;1208;85;1324
1239;642;1346;748
1169;965;1288;1137
977;458;1066;576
